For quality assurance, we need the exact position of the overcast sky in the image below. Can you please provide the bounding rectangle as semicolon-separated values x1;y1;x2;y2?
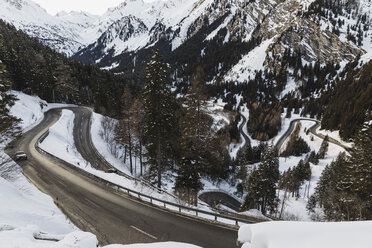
32;0;135;15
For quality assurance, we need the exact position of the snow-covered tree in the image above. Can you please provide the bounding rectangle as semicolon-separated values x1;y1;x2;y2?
310;117;372;221
241;145;279;214
346;117;372;219
317;135;329;159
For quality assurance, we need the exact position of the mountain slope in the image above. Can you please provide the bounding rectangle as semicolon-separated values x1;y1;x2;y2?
0;19;135;117
1;0;371;140
0;0;98;55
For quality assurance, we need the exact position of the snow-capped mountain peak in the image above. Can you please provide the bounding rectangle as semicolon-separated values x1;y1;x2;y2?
0;0;99;55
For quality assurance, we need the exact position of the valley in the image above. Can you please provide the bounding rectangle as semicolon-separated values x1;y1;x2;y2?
0;0;371;247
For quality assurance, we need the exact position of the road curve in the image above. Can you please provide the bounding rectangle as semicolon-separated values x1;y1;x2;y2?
5;108;238;248
238;113;251;150
199;191;242;212
70;107;112;171
198;113;249;212
274;118;350;152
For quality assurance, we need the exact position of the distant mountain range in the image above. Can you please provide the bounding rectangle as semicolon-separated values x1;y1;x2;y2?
2;0;371;74
1;0;372;140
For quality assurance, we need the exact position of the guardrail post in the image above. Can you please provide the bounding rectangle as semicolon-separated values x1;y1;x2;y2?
236;220;238;226
164;202;166;208
215;215;217;221
196;211;198;217
179;206;181;213
150;198;153;204
127;189;130;195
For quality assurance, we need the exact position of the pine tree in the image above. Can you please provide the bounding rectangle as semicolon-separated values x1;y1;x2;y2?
115;86;135;173
143;50;177;188
130;97;145;176
175;66;211;204
317;135;329;159
241;145;279;214
309;152;365;221
345;117;372;219
0;36;18;134
281;122;310;157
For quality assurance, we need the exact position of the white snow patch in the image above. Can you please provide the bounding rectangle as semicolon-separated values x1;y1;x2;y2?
225;38;274;83
238;221;372;248
104;242;201;248
277;119;346;221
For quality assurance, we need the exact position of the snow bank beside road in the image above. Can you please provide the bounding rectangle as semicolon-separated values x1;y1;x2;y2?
1;92;98;248
9;91;76;132
238;221;372;248
105;242;201;248
3;92;202;248
39;109;88;167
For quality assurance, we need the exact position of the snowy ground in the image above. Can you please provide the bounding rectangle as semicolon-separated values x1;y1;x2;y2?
1;91;200;248
277;119;345;220
37;102;243;226
0;92;98;248
238;221;372;248
225;108;349;220
316;127;353;148
40;110;178;203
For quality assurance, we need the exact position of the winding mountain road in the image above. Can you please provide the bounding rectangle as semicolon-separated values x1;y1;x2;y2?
199;113;249;211
5;108;238;248
238;113;251;150
200;116;349;214
274;118;350;152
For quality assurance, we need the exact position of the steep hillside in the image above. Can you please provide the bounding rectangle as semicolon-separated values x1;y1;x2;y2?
321;59;372;140
0;20;136;117
72;0;371;141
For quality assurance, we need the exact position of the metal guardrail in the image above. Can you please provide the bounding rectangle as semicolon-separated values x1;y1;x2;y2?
85;109;179;201
36;129;256;228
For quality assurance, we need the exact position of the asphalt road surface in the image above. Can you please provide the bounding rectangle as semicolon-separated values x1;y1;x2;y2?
274;118;350;152
5;108;238;248
70;107;112;171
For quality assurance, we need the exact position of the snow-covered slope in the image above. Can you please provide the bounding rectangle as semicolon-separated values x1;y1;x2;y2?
0;0;212;57
74;0;215;62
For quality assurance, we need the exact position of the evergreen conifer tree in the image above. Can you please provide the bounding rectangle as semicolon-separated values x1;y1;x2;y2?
143;50;177;187
241;145;279;214
175;66;211;204
345;117;372;219
317;135;329;159
115;86;135;174
0;37;18;134
130;97;145;176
